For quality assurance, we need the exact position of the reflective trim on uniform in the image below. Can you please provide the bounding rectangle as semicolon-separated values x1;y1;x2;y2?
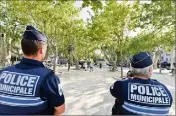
0;100;46;107
124;102;170;111
122;102;169;115
0;94;40;100
0;94;45;106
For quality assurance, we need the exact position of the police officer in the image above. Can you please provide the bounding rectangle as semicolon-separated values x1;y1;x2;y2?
110;52;173;115
0;26;65;115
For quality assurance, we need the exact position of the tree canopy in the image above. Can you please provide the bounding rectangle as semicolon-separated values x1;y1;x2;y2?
0;0;175;74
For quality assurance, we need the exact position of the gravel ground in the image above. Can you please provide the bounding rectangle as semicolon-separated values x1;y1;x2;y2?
55;66;175;115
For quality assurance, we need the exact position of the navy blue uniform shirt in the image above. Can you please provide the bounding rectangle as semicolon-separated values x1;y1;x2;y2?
16;58;65;108
110;78;173;115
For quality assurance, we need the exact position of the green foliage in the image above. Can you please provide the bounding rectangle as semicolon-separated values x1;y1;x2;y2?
0;0;174;69
125;0;175;56
88;1;141;61
82;0;103;13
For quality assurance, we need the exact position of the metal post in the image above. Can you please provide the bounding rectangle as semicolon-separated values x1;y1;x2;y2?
0;33;4;68
159;49;162;74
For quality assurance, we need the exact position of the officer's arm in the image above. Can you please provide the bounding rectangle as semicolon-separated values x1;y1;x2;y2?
41;73;65;115
54;104;65;115
110;80;122;99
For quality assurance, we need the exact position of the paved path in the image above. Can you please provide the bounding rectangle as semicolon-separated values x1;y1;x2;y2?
56;66;175;115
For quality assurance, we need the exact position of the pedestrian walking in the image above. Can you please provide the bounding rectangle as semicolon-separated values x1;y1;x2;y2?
89;62;94;72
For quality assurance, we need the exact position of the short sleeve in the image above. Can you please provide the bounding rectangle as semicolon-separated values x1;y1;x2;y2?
40;73;65;107
110;80;122;101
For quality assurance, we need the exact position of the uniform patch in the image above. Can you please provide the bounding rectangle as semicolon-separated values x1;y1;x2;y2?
58;84;63;96
128;83;170;105
0;71;39;96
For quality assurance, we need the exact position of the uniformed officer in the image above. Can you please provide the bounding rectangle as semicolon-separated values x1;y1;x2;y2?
0;26;65;115
110;52;173;115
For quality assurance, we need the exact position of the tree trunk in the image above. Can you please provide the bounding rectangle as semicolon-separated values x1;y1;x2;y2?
170;49;175;70
5;38;12;66
68;50;71;72
1;34;11;67
53;46;57;72
0;34;5;68
68;54;73;71
129;62;131;69
75;59;80;70
159;51;162;74
68;60;70;71
153;50;160;69
72;50;80;70
120;48;123;78
111;61;117;72
45;48;49;60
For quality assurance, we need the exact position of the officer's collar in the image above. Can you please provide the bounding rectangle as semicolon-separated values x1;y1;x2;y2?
133;77;151;80
20;57;45;67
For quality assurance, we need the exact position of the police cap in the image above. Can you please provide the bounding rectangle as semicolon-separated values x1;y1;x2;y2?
23;25;47;42
131;52;153;68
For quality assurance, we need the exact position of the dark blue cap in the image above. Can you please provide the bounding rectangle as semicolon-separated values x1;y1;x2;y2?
131;52;153;68
23;25;47;42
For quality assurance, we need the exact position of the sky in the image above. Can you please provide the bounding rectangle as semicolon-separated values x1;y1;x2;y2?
74;1;90;22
